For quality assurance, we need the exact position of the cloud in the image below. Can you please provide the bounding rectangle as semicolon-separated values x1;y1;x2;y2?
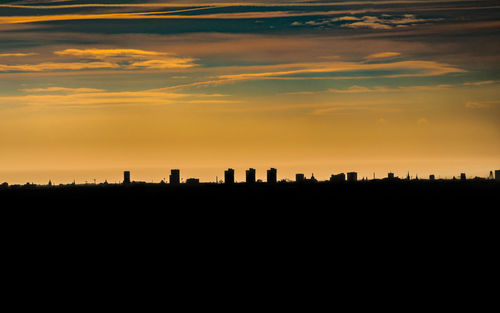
0;9;373;24
463;81;496;86
417;117;429;125
329;85;375;93
0;87;233;110
0;5;448;25
0;62;118;72
128;59;196;69
328;84;452;93
465;101;499;109
365;52;401;60
54;48;197;69
21;87;105;93
216;60;465;83
346;20;393;30
0;48;197;72
342;14;436;30
294;16;361;26
0;53;37;57
54;49;166;58
331;16;362;22
295;14;431;30
146;60;463;92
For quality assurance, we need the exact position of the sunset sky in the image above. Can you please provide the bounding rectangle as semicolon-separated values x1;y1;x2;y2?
0;0;499;184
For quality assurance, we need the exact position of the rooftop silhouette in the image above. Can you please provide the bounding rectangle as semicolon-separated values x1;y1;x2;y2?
2;167;498;188
2;168;498;210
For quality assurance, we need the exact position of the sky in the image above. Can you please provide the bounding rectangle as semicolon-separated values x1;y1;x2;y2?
0;0;499;184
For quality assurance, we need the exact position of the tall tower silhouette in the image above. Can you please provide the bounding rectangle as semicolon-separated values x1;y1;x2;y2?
246;168;256;184
123;171;130;184
224;168;235;184
267;168;277;184
170;169;180;184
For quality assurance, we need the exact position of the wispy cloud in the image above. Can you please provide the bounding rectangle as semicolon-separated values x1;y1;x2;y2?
294;13;438;29
21;87;105;93
342;14;438;30
54;49;167;58
463;80;496;86
0;9;371;24
216;60;465;83
365;52;401;60
465;101;499;109
0;52;37;57
0;62;118;72
0;87;233;110
0;48;197;72
328;84;452;93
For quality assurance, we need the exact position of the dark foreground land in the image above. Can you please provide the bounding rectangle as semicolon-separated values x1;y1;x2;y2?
2;180;497;293
1;180;498;208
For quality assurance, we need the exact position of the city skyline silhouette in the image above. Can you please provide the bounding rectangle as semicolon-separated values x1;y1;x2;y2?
1;168;499;187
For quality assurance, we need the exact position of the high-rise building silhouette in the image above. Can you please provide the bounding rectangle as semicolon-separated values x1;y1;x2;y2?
170;169;180;185
347;172;357;182
429;174;435;180
225;168;235;184
388;172;394;180
246;168;256;184
460;173;466;181
330;173;345;182
123;171;130;184
267;168;277;184
296;173;305;183
495;170;500;181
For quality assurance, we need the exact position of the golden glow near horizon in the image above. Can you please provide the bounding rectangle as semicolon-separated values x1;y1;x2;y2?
0;0;499;184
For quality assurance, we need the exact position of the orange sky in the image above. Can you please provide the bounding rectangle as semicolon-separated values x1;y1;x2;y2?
0;1;499;184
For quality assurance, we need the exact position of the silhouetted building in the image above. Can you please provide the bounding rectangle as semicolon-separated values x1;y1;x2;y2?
267;168;277;184
123;171;130;184
388;172;394;180
225;168;235;184
489;171;494;180
186;178;199;184
170;169;180;185
495;170;500;181
430;175;435;180
460;173;466;181
246;168;256;184
347;172;357;182
330;173;345;182
296;173;305;183
309;173;318;183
